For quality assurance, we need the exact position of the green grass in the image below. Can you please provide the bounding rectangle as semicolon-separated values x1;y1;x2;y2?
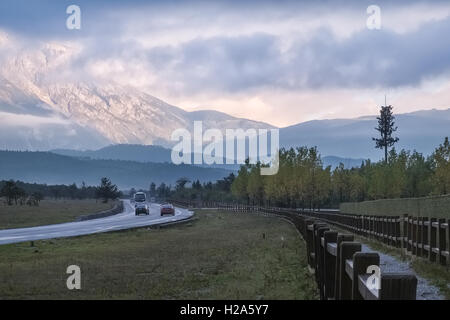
0;210;318;300
0;199;116;230
410;259;450;299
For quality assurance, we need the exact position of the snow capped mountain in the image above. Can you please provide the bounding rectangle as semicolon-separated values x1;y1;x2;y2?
2;30;447;159
0;32;274;150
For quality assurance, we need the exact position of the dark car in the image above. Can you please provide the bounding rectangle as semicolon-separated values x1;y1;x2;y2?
160;203;175;216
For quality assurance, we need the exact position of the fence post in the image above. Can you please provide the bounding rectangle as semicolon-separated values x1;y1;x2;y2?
339;242;361;300
438;218;446;265
352;252;380;300
334;234;354;300
323;231;338;299
407;215;412;253
386;217;391;246
311;223;327;272
315;226;330;299
430;218;437;262
379;273;417;300
447;219;450;266
305;220;315;269
417;217;423;257
395;216;400;248
412;216;418;256
421;217;428;258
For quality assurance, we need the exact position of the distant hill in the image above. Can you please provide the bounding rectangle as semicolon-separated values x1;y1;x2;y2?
51;144;241;170
50;108;450;163
280;108;450;160
51;145;172;163
0;151;233;189
51;144;364;170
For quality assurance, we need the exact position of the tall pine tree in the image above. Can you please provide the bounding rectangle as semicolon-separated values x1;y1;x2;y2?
373;105;399;163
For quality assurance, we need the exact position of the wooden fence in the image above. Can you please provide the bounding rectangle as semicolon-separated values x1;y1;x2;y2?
171;200;450;267
303;220;417;300
299;211;450;266
170;200;421;300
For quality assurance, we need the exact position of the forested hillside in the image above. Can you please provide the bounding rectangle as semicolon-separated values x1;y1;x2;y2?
0;151;232;189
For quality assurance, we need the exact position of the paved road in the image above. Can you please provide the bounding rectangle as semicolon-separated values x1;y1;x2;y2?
0;200;193;245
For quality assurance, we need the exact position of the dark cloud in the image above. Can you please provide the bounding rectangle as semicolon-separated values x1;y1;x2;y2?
1;0;449;93
141;17;450;92
288;18;450;89
146;34;282;92
0;0;447;38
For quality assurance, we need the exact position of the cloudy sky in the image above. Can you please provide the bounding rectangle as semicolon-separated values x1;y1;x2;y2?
1;0;450;127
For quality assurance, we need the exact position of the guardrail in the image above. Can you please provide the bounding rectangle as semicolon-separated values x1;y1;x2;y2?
170;200;422;300
75;200;124;221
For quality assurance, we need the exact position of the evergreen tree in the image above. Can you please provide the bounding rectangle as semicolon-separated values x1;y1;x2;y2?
1;180;25;205
373;105;399;163
96;177;120;203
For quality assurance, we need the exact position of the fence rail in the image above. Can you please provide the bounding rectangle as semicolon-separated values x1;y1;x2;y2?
170;200;450;267
170;199;425;300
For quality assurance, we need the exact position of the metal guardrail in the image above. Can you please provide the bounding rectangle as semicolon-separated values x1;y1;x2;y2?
75;200;124;221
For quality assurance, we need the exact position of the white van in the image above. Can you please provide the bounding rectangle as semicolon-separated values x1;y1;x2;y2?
134;192;149;215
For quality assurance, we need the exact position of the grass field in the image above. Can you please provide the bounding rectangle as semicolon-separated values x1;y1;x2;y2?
0;210;318;299
0;199;117;230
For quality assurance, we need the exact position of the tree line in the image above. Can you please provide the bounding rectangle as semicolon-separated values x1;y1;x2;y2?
230;137;449;209
165;104;449;209
132;174;236;203
0;177;121;206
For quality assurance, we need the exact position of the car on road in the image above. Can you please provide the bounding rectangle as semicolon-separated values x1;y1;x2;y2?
160;203;175;216
134;192;149;216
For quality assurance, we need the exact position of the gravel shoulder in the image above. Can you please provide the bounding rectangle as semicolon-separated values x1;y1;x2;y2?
361;244;444;300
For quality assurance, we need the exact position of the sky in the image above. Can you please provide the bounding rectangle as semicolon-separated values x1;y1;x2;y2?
1;0;450;127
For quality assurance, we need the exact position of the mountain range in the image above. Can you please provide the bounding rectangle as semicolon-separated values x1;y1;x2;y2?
0;33;273;151
1;31;449;161
280;108;450;160
51;144;365;169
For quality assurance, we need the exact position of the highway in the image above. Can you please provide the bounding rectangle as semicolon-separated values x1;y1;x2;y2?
0;200;193;245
